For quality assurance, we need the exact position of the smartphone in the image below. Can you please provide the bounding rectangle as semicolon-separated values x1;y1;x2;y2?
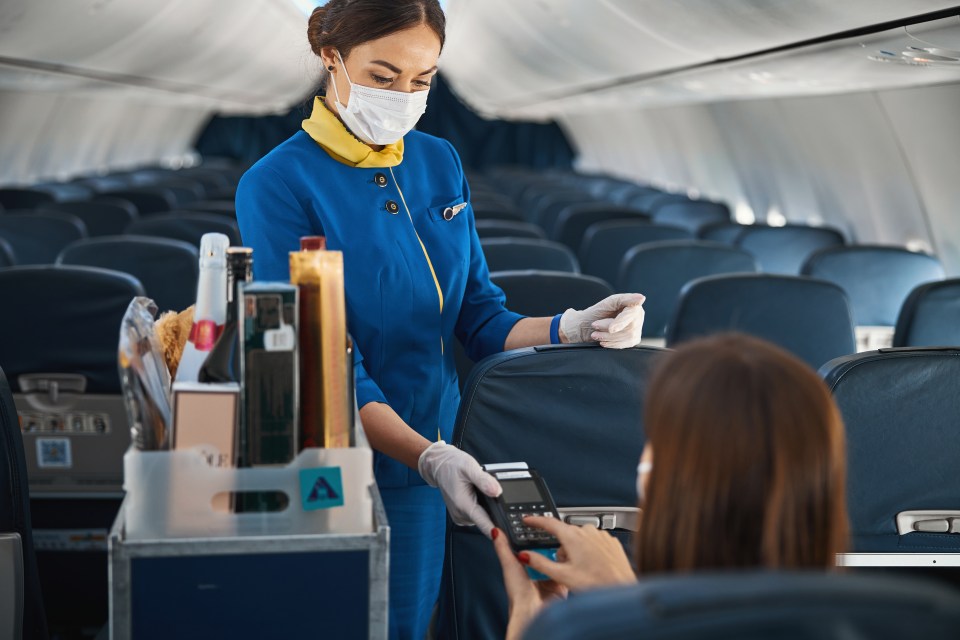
479;462;561;552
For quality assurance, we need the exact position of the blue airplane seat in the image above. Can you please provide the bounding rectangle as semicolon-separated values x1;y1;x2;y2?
523;571;960;640
0;212;88;265
472;205;526;222
652;200;731;235
619;241;758;339
0;188;57;209
550;204;648;250
475;220;547;240
30;183;94;203
57;236;199;313
102;186;178;214
529;192;597;232
0;266;145;393
698;221;748;244
820;347;960;552
580;221;692;286
72;175;133;193
893;279;960;347
438;343;664;640
736;224;845;275
38;200;139;237
490;271;615;317
628;192;689;215
802;246;945;326
184;199;237;217
481;238;579;274
125;211;242;247
667;274;856;369
153;177;207;205
0;365;49;640
0;238;16;267
177;168;233;194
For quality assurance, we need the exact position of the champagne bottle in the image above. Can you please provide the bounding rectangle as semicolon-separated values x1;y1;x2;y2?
289;238;351;449
175;233;230;383
199;247;253;383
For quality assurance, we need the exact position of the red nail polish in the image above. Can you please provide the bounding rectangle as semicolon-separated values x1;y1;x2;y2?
517;552;530;565
491;528;499;540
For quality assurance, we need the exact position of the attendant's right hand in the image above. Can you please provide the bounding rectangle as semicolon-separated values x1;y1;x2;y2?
418;441;501;536
518;516;637;591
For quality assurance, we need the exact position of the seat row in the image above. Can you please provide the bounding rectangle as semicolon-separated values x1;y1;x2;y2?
482;240;945;337
0;161;244;212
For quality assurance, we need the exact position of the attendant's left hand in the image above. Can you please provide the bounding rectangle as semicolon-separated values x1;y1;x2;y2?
560;293;645;348
492;528;568;640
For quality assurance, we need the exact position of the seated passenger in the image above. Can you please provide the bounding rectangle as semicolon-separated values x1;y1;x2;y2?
492;333;849;639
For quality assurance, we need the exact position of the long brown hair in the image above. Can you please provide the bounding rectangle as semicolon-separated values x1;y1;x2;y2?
637;333;848;573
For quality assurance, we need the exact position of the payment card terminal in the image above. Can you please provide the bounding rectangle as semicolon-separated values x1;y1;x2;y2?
479;462;561;580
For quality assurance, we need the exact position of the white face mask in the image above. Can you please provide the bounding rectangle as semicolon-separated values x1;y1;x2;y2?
330;50;429;146
637;460;652;504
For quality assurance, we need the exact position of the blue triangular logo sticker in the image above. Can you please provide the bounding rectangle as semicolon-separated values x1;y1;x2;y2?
299;467;345;511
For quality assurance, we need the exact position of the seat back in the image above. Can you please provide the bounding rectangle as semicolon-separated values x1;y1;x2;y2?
438;344;663;640
472;205;525;222
38;200;139;237
0;188;56;209
523;571;960;640
125;211;242;247
619;241;758;338
490;271;614;317
652;200;730;234
184;199;237;217
736;225;845;275
893;279;960;347
0;238;16;267
57;236;199;313
580;222;692;286
481;238;579;274
530;193;597;232
0;365;49;640
668;274;856;369
0;212;88;264
0;266;143;495
820;348;960;552
698;221;747;244
551;204;647;250
802;246;945;326
475;220;546;240
103;187;177;214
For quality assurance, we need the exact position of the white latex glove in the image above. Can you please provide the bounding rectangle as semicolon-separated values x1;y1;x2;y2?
418;441;502;536
560;293;646;349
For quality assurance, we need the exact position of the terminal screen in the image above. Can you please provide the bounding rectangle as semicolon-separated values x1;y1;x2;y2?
500;479;543;504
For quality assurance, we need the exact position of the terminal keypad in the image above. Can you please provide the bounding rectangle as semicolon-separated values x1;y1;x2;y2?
507;503;558;544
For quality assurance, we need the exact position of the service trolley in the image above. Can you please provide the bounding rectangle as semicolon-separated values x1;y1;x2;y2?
109;438;388;639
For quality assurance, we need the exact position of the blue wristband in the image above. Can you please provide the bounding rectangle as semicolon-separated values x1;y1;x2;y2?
550;313;563;345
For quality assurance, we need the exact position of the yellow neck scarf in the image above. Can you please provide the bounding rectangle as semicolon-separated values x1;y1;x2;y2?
301;97;403;168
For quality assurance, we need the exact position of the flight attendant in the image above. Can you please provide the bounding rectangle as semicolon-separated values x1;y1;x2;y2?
235;1;645;637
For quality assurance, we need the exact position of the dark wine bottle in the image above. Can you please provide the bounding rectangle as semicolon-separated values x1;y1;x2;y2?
199;247;254;383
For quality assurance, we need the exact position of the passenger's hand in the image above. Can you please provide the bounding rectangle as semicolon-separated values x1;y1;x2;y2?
417;441;501;536
491;527;568;640
559;293;645;348
518;516;637;591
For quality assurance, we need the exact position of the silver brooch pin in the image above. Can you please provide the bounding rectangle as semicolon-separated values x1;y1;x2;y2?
443;202;468;221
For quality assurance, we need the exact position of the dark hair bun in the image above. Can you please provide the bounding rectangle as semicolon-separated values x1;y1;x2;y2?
306;0;446;62
307;6;329;57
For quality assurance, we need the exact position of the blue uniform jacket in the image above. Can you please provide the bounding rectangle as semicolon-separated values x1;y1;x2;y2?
236;130;524;488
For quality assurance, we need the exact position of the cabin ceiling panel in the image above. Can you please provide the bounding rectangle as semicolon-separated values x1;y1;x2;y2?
442;1;960;117
0;0;315;113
